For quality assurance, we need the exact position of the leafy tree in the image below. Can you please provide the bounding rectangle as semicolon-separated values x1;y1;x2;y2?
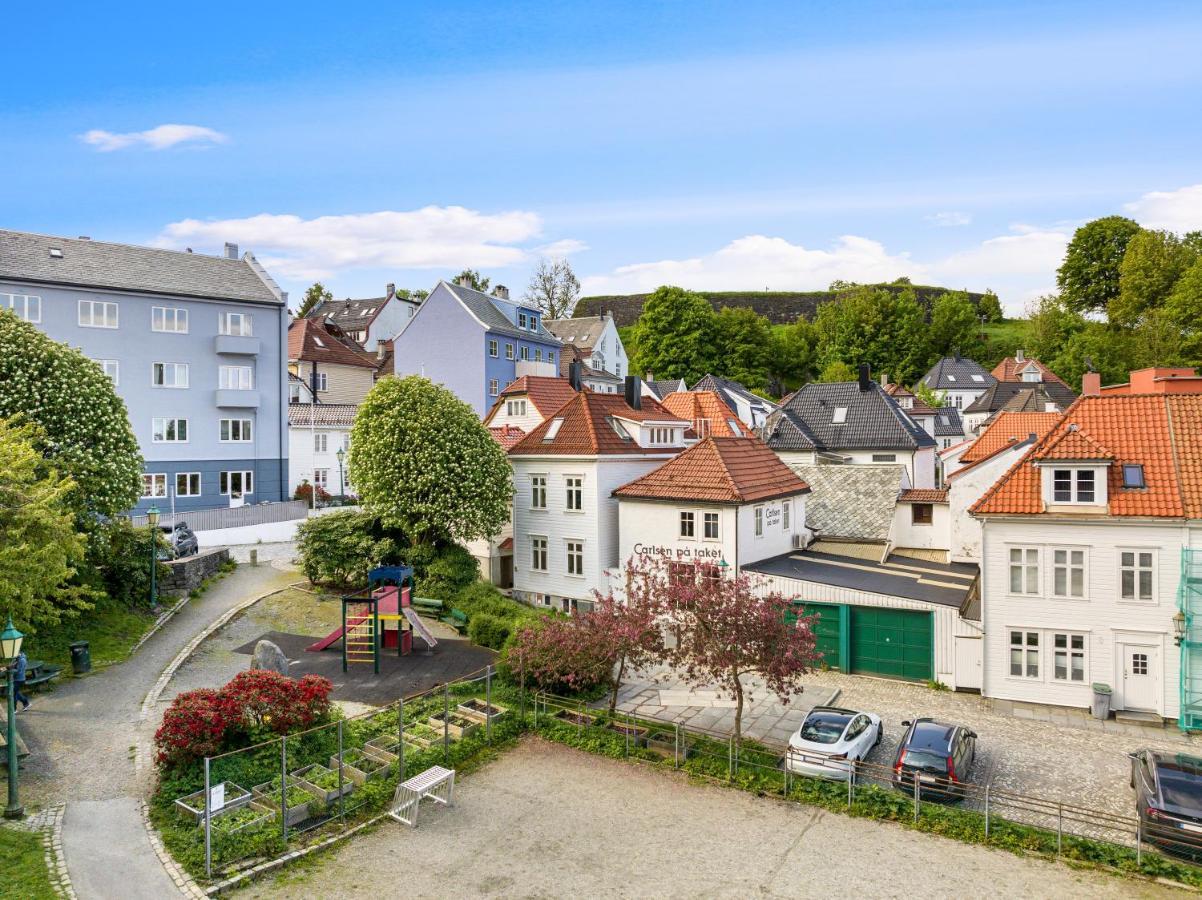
1025;295;1086;365
453;269;490;292
1056;215;1142;314
978;290;1004;323
1165;258;1202;360
817;360;857;382
913;382;945;409
812;287;891;375
631;286;719;383
506;616;615;694
766;317;816;396
0;419;92;632
1113;229;1198;327
713;306;773;391
524;257;581;319
590;561;666;714
295;282;332;318
927;290;985;360
295;510;402;586
0;310;142;518
348;376;512;546
887;288;932;385
1045;322;1136;389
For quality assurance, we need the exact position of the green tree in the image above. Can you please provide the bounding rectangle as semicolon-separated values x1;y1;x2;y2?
1113;229;1198;327
812;287;891;375
713;306;773;391
0;419;92;632
295;282;332;318
1025;294;1086;365
631;286;719;383
977;289;1004;323
348;376;512;546
1045;322;1136;390
453;269;490;292
927;290;985;360
913;382;945;409
1165;258;1202;359
766;317;816;396
1056;215;1142;314
887;288;931;385
817;360;856;382
0;310;142;518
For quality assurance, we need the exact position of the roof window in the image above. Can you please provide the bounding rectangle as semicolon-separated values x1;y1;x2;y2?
49;247;64;259
971;374;984;382
608;417;633;441
1122;464;1146;489
947;374;957;382
831;407;848;424
543;418;564;441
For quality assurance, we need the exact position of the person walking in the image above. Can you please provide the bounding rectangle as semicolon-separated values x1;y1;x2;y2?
12;650;30;711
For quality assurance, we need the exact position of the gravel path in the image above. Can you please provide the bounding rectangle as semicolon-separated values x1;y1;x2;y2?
235;739;1172;899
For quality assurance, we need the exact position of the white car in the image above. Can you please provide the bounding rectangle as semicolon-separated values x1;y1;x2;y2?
787;706;883;780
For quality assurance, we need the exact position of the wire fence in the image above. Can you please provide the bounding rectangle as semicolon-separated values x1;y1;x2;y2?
129;500;309;531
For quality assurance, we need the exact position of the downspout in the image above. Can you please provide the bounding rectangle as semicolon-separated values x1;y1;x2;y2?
279;305;287;502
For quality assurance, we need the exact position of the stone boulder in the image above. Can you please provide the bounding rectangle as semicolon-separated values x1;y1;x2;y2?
251;639;290;675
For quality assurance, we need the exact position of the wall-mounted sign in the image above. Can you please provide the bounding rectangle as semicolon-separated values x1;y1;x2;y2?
632;542;722;560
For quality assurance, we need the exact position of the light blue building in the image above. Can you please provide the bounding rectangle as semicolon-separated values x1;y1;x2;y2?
0;230;290;513
392;278;562;416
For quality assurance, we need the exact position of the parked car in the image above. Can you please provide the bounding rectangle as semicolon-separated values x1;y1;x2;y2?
891;718;976;800
159;521;199;558
787;706;882;780
1129;749;1202;856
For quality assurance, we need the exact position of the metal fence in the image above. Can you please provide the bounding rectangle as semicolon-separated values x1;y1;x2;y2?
129;499;309;532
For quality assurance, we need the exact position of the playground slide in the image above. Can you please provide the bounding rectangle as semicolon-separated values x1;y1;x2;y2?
402;606;438;650
307;587;401;653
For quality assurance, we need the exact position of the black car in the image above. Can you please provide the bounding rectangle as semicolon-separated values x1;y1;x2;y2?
159;522;199;558
1130;749;1202;856
892;718;977;799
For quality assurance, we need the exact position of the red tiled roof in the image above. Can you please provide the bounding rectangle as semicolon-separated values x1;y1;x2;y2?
898;488;949;504
288;318;378;369
961;411;1061;464
499;375;578;417
488;425;526;450
661;391;745;438
497;537;514;551
972;394;1202;518
991;355;1067;386
613;437;811;504
509;391;689;456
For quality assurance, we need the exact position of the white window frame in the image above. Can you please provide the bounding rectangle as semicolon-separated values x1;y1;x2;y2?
488;339;498;358
315;433;329;453
754;505;764;538
220;470;254;497
530;474;547;510
218;311;253;336
141;473;167;498
565;475;583;512
93;358;119;384
505;343;514;360
219;418;253;442
1008;630;1040;679
151;306;188;333
680;510;695;539
152;362;189;389
1051;468;1097;504
782;501;791;530
315;372;328;392
79;299;118;329
507;399;528;417
520;346;530;361
219;366;254;390
175;472;202;497
565;539;584;577
531;536;548;572
703;511;720;540
3;292;41;322
1050;546;1087;599
489;379;499;397
871;453;897;463
1119;549;1157;603
1051;632;1087;683
152;417;188;443
313;468;329;488
1008;546;1041;596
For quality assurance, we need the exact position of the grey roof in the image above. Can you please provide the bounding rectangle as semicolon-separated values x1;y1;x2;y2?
444;281;561;344
287;403;358;428
933;406;965;437
921;357;996;392
963;380;1076;415
786;464;905;541
645;378;687;400
0;229;283;305
763;382;936;452
745;550;979;609
544;316;608;349
693;374;775;412
312;296;388;331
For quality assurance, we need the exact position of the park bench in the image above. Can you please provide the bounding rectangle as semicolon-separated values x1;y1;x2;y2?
0;659;63;697
389;765;455;827
411;596;443;617
440;609;468;634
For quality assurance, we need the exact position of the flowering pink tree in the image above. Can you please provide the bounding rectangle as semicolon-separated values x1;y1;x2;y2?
589;560;666;714
507;617;615;695
657;558;819;745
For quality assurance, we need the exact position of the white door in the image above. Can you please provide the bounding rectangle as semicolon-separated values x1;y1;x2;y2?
1118;643;1159;712
955;636;983;691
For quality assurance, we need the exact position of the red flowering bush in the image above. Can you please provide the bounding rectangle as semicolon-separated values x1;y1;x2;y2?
221;669;333;733
153;689;235;769
506;617;615;694
293;481;331;503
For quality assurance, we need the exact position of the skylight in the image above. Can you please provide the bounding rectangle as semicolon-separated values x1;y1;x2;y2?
543;418;564;441
727;418;742;435
832;407;848;424
971;374;984;382
608;417;633;441
947;375;957;382
49;247;63;259
1122;464;1146;489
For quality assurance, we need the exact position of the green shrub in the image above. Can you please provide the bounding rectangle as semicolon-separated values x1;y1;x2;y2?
418;543;479;602
83;519;171;608
468;613;511;650
295;511;401;587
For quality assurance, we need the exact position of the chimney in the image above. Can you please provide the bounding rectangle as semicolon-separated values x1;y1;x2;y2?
456;274;474;288
386;282;395;299
645;370;654;382
568;360;583;391
492;285;510;300
1016;348;1025;362
224;242;239;260
857;363;871;392
376;338;391;361
1082;371;1101;396
624;375;642;410
78;235;91;240
880;372;890;389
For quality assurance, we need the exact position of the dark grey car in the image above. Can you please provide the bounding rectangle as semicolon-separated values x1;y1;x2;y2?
159;522;199;558
1130;749;1202;856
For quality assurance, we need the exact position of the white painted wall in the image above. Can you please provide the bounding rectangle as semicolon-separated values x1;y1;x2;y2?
484;397;544;433
734;496;805;567
618;500;737;572
287;424;352;496
946;444;1027;563
891;502;951;552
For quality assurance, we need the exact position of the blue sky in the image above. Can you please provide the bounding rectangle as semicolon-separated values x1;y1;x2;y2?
4;1;1201;313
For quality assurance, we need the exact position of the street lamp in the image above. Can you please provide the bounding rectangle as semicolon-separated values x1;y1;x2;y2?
335;447;346;501
1174;610;1188;647
3;616;25;819
147;505;160;608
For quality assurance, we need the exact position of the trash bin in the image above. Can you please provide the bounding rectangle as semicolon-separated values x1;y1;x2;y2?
1091;682;1112;720
69;641;91;675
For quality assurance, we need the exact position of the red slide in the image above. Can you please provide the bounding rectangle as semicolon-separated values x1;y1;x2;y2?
306;586;402;652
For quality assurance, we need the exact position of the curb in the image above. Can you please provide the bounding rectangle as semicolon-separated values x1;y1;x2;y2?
142;800;208;900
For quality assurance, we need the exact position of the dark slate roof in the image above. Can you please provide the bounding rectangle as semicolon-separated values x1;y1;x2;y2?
932;407;965;437
963;380;1076;415
745;550;979;609
645;378;687;400
0;229;283;304
444;281;561;344
693;374;775;412
762;382;936;452
311;296;388;331
921;357;996;392
544;315;609;350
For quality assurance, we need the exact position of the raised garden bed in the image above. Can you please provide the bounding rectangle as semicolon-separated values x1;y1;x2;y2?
208;803;274;836
363;735;400;764
552;708;597;727
606;721;650;746
458;698;508;723
174;782;252;824
645;729;692;761
403;722;441;748
294;763;354;805
252;776;320;827
428;712;479;741
334;748;389;785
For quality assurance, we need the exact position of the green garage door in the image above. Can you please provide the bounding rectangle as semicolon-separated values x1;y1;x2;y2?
849;607;932;681
788;602;842;671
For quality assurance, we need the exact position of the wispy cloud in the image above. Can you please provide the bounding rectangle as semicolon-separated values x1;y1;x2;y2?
535;238;589;258
81;124;228;152
154;206;544;280
1124;183;1202;233
926;211;972;227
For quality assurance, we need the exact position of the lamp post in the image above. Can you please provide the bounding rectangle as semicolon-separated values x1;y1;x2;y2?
147;505;160;608
3;616;25;820
335;447;346;501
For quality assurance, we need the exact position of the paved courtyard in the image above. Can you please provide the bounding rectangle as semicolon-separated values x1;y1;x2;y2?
235;739;1171;899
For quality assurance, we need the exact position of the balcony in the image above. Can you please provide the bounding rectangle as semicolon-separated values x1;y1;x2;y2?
215;389;261;409
215;334;261;355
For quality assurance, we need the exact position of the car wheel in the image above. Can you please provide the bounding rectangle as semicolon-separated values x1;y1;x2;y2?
874;725;883;747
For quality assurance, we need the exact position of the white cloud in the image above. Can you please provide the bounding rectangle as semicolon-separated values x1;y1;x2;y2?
535;238;589;258
81;124;228;152
1124;184;1202;233
154;206;544;280
926;211;972;227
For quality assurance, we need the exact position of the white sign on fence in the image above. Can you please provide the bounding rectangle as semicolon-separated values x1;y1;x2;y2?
210;783;225;812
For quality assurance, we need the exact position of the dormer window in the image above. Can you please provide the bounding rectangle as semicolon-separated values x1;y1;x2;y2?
518;312;528;329
831;407;848;424
648;426;675;445
1122;464;1146;489
1052;468;1095;503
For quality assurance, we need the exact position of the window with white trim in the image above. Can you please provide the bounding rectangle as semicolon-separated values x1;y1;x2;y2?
3;292;40;322
151;306;187;333
218;311;253;336
518;312;528;329
152;362;189;388
1008;547;1040;594
754;505;764;537
1052;633;1086;682
220;470;253;497
220;419;253;442
219;366;254;390
531;475;547;509
704;512;719;540
1052;468;1095;503
680;511;695;538
1120;550;1156;602
315;433;328;453
782;501;791;530
314;469;329;488
1051;548;1086;598
507;399;527;416
520;346;530;361
488;339;498;357
314;372;328;392
531;537;548;571
505;343;514;360
152;417;188;443
141;473;167;498
565;476;583;511
175;473;201;497
79;299;118;328
535;348;542;362
93;359;119;384
648;427;674;445
1009;630;1039;678
489;379;499;396
871;453;896;462
566;540;584;576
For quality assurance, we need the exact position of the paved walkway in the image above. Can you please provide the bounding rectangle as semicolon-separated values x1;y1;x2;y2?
18;562;297;898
